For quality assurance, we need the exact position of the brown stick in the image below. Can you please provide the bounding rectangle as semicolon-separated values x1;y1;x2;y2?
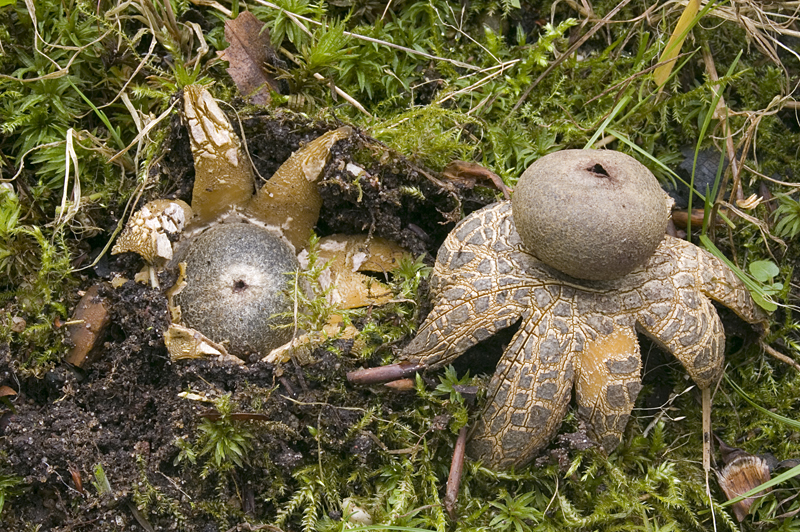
702;386;712;474
761;341;800;373
444;426;468;520
346;361;424;385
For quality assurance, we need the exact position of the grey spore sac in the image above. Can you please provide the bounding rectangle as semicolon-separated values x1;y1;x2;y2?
174;223;298;359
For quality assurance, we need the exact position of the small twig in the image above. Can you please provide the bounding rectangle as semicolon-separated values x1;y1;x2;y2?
701;45;741;215
444;426;468;520
347;361;424;384
761;341;800;372
158;471;193;501
312;72;372;117
702;386;712;473
435;60;520;107
97;36;158;110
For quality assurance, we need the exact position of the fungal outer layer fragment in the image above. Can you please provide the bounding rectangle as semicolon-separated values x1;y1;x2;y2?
112;199;192;263
164;323;242;365
183;86;352;250
309;233;407;309
576;327;642;450
183;85;255;222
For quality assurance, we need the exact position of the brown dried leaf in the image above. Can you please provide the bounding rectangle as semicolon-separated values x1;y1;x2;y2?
718;455;771;521
219;11;280;105
0;385;17;398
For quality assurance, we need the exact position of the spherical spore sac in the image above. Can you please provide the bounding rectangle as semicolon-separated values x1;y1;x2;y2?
174;223;298;359
512;149;670;281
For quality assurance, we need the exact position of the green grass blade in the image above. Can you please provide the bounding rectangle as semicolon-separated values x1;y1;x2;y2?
686;49;742;237
67;78;125;149
584;94;632;149
725;375;800;431
698;235;776;311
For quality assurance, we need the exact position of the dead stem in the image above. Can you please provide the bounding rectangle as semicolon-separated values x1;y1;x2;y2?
444;426;468;520
761;341;800;372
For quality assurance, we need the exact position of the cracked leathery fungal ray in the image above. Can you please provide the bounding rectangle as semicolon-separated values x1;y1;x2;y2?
399;200;768;469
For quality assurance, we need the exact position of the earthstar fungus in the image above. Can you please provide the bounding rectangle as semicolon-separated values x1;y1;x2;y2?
114;85;355;361
350;149;768;469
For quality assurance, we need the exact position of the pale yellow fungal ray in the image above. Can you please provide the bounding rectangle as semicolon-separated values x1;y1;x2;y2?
183;85;255;222
308;233;407;309
245;127;353;250
164;323;243;365
112;199;192;263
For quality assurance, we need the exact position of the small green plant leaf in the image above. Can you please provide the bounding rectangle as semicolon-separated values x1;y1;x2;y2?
92;463;113;496
749;260;780;283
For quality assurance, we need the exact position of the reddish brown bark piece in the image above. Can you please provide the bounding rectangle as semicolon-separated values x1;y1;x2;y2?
65;284;111;368
219;11;280;105
671;208;726;229
442;160;511;199
0;385;16;398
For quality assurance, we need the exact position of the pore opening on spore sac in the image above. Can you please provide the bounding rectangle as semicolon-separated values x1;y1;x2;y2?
588;163;610;177
232;279;248;293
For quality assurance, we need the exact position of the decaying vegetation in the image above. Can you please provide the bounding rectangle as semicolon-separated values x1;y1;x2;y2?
1;0;800;530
